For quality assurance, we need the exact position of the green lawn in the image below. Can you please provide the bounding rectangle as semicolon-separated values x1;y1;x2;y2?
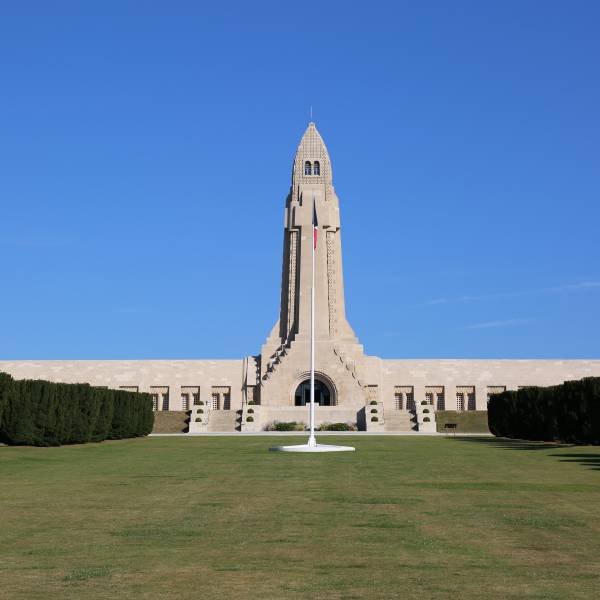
1;436;599;599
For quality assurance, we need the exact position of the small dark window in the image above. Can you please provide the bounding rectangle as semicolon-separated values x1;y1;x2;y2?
313;161;320;175
304;161;311;175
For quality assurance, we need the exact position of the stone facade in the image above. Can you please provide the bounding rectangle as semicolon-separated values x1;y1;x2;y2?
2;123;599;432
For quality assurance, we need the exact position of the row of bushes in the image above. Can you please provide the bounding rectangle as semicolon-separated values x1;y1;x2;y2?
266;421;358;431
0;372;154;447
488;377;600;445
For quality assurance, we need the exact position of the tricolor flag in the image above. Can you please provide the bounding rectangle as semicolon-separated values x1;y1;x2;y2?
313;200;318;249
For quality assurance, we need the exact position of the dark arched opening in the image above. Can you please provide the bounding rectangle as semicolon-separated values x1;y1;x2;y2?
313;161;320;175
294;379;332;406
304;161;312;175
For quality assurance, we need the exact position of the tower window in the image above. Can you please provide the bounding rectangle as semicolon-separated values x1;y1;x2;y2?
313;161;320;175
304;161;311;175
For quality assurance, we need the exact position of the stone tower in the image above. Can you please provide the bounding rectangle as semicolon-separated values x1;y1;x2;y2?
255;123;373;407
278;121;357;345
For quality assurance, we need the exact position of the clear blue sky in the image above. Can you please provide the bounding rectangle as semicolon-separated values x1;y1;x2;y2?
1;1;598;360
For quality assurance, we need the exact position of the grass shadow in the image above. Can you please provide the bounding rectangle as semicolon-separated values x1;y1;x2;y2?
550;453;600;471
448;437;600;470
447;436;571;452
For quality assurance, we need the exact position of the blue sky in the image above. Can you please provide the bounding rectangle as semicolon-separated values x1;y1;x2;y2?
1;0;598;360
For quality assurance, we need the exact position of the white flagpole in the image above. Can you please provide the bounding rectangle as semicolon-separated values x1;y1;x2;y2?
309;189;316;447
268;187;354;452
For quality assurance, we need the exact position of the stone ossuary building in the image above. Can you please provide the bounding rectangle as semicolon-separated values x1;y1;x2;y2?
2;123;598;432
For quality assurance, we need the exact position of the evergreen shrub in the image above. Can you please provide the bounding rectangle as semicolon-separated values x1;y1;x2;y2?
370;400;377;405
423;417;431;422
371;416;379;422
246;416;254;422
370;408;378;413
248;401;255;405
421;401;428;405
268;421;300;431
0;372;154;447
423;409;430;413
195;418;202;422
198;401;204;405
488;377;600;445
197;409;204;413
320;422;357;431
248;408;254;413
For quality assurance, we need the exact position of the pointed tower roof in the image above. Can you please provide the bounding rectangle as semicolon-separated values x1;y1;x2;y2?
291;122;332;202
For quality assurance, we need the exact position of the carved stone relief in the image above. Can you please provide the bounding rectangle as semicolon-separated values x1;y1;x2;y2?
326;230;336;339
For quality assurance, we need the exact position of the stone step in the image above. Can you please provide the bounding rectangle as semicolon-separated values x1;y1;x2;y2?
383;411;415;432
207;410;238;432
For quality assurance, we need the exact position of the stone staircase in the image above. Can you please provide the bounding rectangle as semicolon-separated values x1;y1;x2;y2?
207;411;238;432
384;410;415;432
264;344;288;379
259;337;368;411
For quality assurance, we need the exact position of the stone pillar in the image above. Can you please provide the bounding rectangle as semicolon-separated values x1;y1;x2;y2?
230;383;242;410
199;383;210;408
475;383;488;410
445;383;457;410
413;383;426;409
169;383;181;410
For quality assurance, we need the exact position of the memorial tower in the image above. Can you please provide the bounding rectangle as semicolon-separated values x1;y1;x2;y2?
257;123;370;407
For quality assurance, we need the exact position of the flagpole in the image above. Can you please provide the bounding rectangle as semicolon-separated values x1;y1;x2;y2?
309;189;316;447
268;185;354;451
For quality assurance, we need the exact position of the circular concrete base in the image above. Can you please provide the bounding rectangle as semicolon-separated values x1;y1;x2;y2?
269;443;355;452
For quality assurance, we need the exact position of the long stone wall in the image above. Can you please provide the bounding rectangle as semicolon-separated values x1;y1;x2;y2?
380;359;600;410
1;358;598;418
0;360;244;411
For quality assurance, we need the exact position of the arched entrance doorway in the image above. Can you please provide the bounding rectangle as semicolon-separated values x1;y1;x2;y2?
294;379;332;406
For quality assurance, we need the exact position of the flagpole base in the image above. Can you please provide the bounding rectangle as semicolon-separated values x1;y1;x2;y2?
269;443;355;452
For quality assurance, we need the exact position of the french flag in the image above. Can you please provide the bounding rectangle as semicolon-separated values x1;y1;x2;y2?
313;200;318;249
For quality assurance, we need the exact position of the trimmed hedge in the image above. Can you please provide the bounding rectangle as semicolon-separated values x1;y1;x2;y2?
320;423;358;431
0;372;154;447
270;421;300;431
488;377;600;445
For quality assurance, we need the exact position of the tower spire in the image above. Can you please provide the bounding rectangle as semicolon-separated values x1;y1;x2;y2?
273;123;357;347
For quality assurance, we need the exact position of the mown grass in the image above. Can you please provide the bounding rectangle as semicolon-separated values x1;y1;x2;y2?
1;436;599;599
